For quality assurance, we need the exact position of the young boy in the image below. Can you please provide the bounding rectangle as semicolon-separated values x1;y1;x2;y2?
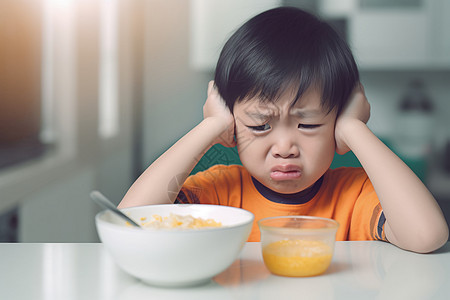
119;7;448;253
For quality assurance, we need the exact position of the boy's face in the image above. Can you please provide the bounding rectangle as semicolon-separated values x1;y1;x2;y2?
233;87;337;194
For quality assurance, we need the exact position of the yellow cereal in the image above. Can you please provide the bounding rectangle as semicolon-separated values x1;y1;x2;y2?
152;215;162;222
140;213;222;229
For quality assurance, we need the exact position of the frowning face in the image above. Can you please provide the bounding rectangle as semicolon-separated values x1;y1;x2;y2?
233;87;337;194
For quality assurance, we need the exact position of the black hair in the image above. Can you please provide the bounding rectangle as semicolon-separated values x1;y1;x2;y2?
214;7;359;114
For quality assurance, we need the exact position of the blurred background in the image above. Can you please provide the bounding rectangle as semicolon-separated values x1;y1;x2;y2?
1;0;449;242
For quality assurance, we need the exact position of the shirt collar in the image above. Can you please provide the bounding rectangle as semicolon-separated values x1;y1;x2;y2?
251;176;323;204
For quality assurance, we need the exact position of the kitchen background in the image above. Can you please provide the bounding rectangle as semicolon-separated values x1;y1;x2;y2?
1;0;449;242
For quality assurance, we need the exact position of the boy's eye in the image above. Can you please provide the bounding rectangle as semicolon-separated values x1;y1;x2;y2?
298;124;320;129
247;123;271;132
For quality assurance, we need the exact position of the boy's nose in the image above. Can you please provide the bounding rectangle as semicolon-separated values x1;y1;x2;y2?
271;135;299;158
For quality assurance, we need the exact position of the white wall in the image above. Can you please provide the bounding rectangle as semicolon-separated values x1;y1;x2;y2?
141;0;212;167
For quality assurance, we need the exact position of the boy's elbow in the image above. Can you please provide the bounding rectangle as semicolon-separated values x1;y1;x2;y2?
426;225;449;253
409;224;449;254
387;221;449;253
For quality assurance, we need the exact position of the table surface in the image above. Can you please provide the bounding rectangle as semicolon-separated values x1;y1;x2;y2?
0;241;449;300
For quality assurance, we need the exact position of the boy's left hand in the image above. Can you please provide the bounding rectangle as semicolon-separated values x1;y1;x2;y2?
334;83;371;155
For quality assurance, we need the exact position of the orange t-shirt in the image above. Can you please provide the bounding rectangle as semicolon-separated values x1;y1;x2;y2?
177;165;386;242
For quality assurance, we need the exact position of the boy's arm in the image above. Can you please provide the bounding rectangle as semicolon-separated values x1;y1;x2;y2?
118;81;235;208
335;84;449;253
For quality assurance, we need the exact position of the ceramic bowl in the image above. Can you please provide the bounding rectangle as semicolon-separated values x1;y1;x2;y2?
96;204;254;287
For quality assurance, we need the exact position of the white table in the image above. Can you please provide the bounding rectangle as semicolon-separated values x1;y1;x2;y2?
0;241;449;299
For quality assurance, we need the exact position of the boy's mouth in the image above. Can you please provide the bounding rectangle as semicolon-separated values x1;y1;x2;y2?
270;165;302;181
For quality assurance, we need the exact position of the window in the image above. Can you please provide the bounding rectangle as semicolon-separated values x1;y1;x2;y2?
0;1;47;170
0;0;77;213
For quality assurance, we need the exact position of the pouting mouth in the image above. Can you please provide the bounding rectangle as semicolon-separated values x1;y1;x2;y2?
270;165;302;181
270;164;301;173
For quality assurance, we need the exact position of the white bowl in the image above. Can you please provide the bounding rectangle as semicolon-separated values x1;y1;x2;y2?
95;204;254;287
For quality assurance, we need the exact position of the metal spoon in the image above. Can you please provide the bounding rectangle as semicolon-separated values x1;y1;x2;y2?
90;190;142;228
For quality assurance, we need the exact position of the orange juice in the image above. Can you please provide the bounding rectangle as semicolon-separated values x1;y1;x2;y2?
262;239;332;277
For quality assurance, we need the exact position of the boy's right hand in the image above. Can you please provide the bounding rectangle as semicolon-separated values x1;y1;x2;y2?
203;81;236;148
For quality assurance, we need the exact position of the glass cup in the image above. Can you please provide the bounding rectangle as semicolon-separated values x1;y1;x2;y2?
258;216;339;277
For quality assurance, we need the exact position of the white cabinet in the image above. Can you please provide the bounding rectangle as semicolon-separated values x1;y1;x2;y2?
189;0;281;71
319;0;450;70
190;0;450;71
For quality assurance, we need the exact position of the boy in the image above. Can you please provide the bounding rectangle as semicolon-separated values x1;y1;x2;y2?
119;7;448;253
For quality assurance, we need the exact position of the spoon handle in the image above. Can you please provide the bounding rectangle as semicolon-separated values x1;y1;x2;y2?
90;190;141;228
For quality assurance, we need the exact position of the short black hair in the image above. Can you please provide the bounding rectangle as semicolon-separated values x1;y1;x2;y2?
214;7;359;114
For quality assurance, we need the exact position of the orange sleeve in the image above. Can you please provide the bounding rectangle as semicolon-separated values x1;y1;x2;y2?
348;175;387;241
176;168;220;205
175;165;244;207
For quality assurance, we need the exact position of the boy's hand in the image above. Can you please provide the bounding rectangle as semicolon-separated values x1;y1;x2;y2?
335;83;371;155
203;81;236;147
